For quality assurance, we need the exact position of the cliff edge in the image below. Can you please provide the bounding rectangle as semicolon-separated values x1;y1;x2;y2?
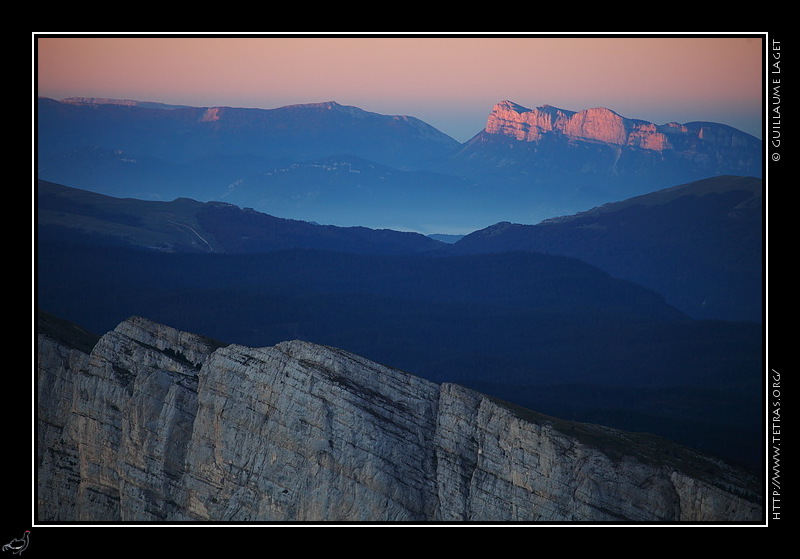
36;314;763;522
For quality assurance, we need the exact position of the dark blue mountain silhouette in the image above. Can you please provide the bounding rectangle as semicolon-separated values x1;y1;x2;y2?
454;175;762;323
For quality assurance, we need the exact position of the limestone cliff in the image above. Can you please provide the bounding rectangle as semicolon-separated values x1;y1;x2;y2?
483;100;749;153
36;314;763;523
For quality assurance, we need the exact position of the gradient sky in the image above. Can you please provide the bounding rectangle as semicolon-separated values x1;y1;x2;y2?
35;33;764;142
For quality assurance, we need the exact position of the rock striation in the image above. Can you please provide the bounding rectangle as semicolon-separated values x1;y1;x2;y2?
37;314;763;523
484;100;750;153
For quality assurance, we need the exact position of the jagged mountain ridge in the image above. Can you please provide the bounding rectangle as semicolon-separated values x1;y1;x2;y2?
481;100;759;153
434;101;762;219
36;312;762;522
36;97;762;231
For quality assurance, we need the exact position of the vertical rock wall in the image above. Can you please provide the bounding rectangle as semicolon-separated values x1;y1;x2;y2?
36;316;763;523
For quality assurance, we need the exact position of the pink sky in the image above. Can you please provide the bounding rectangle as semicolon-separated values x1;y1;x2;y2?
34;34;764;142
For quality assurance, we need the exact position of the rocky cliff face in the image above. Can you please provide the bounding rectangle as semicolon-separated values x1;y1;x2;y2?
438;100;762;223
37;314;763;523
484;100;753;153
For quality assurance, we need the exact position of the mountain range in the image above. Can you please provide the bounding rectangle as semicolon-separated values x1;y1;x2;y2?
37;175;763;471
38;173;762;323
36;96;763;233
34;96;766;523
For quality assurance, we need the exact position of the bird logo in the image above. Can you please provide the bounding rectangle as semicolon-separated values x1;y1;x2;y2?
2;531;29;555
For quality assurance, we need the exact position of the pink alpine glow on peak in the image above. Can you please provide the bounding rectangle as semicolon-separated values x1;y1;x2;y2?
485;101;682;151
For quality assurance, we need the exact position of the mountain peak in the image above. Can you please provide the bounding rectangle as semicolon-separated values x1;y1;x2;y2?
482;100;754;152
288;100;344;110
280;100;369;117
494;99;531;113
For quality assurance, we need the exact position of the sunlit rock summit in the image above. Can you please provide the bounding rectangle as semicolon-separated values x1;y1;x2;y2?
486;100;684;149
